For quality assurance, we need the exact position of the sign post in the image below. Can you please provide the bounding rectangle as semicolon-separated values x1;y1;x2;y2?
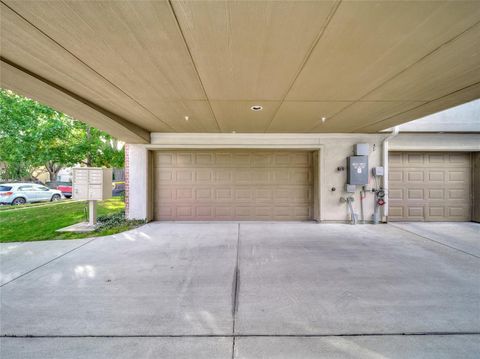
88;200;97;226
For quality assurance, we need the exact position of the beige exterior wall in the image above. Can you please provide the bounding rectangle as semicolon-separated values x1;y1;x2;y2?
127;133;480;222
389;133;480;152
135;133;386;222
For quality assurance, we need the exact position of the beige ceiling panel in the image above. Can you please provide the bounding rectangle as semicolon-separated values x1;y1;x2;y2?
149;100;220;133
288;1;480;101
363;24;480;101
267;101;351;133
211;101;281;133
0;3;171;133
315;101;425;133
358;83;480;132
4;0;206;102
171;0;337;100
1;61;149;144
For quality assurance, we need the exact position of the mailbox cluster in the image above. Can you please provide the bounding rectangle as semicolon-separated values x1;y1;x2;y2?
72;167;112;201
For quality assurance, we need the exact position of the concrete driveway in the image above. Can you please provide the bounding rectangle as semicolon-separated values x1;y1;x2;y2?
1;222;479;358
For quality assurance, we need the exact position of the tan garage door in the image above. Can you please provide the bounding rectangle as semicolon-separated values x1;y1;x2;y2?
389;152;471;221
153;150;314;221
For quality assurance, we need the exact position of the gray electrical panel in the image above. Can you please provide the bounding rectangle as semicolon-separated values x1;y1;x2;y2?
347;156;369;185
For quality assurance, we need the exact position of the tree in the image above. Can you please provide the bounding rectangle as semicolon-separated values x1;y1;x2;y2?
0;89;124;182
76;124;125;169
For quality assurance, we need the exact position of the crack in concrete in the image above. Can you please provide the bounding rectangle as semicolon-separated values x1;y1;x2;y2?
230;223;241;359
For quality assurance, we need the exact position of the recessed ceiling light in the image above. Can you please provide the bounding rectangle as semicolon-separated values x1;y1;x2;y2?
321;116;326;123
250;105;263;111
184;116;189;121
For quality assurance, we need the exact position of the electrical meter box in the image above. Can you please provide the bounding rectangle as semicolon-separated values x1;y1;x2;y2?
372;166;384;176
354;143;369;156
73;167;112;201
347;156;369;185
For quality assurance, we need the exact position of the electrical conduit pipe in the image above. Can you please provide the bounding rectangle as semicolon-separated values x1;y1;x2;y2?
382;126;400;222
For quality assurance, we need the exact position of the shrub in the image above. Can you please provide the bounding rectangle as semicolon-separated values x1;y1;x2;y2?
96;210;145;231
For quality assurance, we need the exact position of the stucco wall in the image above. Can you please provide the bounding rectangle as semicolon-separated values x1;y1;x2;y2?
127;133;480;222
389;133;480;152
127;134;385;222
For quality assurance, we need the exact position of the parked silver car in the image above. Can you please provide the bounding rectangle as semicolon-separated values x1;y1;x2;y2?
0;183;63;205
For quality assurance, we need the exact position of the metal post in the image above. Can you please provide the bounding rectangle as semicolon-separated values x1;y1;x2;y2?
88;200;97;226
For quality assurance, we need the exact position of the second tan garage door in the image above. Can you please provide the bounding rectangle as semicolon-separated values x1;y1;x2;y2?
389;152;472;221
154;150;314;221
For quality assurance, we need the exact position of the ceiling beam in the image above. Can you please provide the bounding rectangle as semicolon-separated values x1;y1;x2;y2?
0;57;150;144
354;81;480;132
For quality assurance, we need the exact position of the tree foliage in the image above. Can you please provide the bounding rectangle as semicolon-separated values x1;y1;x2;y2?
0;89;124;181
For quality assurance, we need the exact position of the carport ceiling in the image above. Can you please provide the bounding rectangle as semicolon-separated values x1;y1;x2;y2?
1;0;480;143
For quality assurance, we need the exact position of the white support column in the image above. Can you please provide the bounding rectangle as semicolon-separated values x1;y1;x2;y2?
126;144;150;220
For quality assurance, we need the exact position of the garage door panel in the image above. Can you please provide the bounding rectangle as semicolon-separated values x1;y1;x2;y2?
389;170;403;182
215;188;233;201
448;170;468;182
155;152;174;166
235;189;254;201
389;152;403;166
196;169;213;182
405;153;425;165
407;206;424;219
406;170;424;182
427;189;444;200
389;205;404;219
427;153;446;164
448;153;471;165
428;206;445;218
215;169;232;183
389;188;403;200
214;153;233;166
154;150;314;221
407;189;424;200
175;170;194;184
176;152;194;166
447;189;467;200
448;207;469;218
428;170;444;182
195;188;212;201
389;152;471;222
255;189;273;201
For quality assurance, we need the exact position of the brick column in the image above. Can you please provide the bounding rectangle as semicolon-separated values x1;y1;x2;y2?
124;144;129;216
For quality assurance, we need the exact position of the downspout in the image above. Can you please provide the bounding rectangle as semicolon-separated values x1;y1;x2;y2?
382;126;400;222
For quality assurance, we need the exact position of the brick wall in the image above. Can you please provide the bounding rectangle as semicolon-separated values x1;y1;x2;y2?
124;144;129;216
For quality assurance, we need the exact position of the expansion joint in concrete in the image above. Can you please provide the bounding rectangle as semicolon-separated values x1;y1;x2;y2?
3;332;480;339
389;224;480;260
0;237;98;288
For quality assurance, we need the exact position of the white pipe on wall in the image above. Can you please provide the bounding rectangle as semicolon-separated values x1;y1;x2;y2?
382;126;400;222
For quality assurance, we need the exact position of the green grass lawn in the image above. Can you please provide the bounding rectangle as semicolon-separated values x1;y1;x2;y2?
0;197;139;243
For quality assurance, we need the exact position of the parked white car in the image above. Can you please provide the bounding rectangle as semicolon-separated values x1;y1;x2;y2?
0;183;63;205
